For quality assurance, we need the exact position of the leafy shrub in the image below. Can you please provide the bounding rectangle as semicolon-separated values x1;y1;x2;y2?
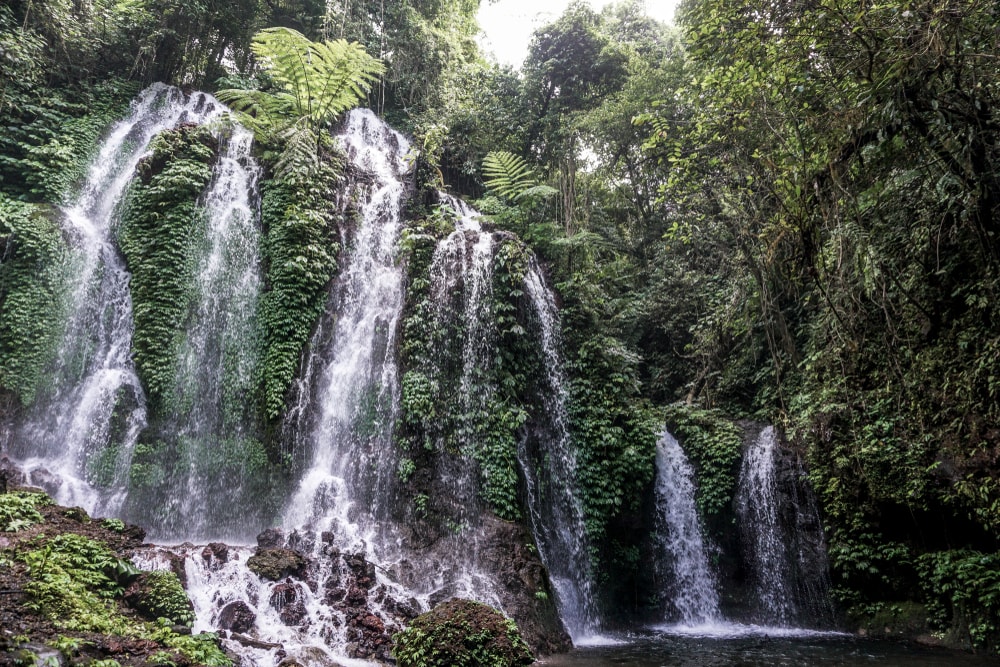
101;518;126;533
392;599;533;667
918;550;1000;650
127;571;195;626
0;492;49;532
22;534;140;632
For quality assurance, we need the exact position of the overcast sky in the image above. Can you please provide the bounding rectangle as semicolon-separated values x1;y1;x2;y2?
477;0;679;67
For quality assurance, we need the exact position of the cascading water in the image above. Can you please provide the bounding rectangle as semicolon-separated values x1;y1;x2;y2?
426;195;598;639
164;110;427;667
283;108;409;547
152;123;264;542
520;257;600;640
735;426;793;624
654;430;721;626
735;426;835;627
10;84;223;517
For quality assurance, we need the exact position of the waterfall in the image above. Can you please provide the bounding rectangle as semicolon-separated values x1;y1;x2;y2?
10;84;224;517
283;108;410;550
654;430;721;626
427;195;598;640
152;122;263;542
736;426;834;627
735;426;792;624
520;258;599;640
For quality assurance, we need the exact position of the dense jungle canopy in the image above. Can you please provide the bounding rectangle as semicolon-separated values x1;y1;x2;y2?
2;0;1000;653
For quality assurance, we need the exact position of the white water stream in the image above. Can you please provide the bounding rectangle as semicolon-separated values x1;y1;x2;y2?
11;84;225;517
654;430;722;626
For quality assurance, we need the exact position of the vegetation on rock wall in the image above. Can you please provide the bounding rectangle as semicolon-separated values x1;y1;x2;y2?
3;0;1000;651
258;166;341;423
0;197;66;406
118;126;217;404
0;489;230;666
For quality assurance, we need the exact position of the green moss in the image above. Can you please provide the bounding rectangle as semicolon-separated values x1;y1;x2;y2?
17;528;229;665
0;196;67;404
118;125;217;403
663;404;743;518
393;598;533;667
258;167;340;421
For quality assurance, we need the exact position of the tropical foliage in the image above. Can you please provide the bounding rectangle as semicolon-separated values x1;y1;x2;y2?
218;27;384;178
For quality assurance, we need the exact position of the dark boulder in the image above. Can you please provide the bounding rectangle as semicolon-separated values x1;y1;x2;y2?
270;582;308;626
218;600;256;634
256;528;285;548
202;542;230;568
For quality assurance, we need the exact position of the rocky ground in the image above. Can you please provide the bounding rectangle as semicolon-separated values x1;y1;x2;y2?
0;465;211;665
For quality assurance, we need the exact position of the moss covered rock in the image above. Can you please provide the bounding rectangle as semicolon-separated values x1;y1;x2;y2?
246;547;308;581
124;570;195;626
392;598;534;667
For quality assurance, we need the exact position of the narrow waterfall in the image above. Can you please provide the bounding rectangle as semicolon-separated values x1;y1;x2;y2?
736;426;834;627
10;84;223;516
283;108;410;549
520;259;599;640
654;430;721;626
427;196;598;639
152;123;263;542
419;196;505;604
735;426;792;624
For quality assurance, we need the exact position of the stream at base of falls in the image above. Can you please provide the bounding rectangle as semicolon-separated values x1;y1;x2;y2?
540;631;1000;666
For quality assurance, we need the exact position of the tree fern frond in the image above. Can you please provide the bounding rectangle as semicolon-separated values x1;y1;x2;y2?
483;151;541;201
516;184;559;202
273;122;321;182
220;27;385;177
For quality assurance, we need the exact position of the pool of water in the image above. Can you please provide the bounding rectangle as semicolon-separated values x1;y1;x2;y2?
540;626;998;666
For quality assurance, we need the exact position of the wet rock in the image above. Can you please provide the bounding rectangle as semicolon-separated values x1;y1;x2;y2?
167;551;189;588
345;585;367;607
321;531;335;544
202;542;230;567
230;633;282;650
343;553;377;588
27;467;61;493
359;614;384;633
325;587;346;605
218;600;256;634
428;584;457;608
257;527;285;548
280;646;346;667
270;582;308;625
63;506;90;523
0;456;26;489
248;547;308;581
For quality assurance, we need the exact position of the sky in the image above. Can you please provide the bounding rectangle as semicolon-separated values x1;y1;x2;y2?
477;0;679;67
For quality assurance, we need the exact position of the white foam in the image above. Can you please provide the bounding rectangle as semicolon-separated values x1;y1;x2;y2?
651;621;848;639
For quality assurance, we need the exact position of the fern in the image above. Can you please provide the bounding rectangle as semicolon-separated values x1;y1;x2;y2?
217;27;384;179
483;151;545;201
